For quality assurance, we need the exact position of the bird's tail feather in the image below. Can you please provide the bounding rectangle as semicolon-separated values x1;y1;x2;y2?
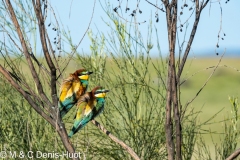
68;131;74;138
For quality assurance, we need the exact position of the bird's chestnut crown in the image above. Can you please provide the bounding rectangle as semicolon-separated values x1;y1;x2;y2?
75;69;93;80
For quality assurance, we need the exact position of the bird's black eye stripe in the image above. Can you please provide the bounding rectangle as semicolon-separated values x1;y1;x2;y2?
79;72;86;76
95;90;103;94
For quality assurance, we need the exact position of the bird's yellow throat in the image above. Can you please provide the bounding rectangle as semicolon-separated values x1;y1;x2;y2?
79;75;89;80
95;93;106;98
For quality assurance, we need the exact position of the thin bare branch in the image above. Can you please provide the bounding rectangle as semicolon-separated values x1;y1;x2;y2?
215;1;223;52
180;63;240;86
177;0;210;82
0;25;23;53
181;51;225;119
46;32;62;83
201;0;210;10
33;0;58;107
59;0;96;79
145;0;165;12
177;8;195;28
177;10;201;82
91;120;141;160
226;148;240;160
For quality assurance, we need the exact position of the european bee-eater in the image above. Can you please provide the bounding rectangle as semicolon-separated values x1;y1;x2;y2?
68;86;109;138
59;69;93;118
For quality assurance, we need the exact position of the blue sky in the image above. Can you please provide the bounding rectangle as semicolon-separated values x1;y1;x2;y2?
51;0;240;57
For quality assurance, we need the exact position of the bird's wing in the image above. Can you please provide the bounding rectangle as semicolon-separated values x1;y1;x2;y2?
73;93;91;119
72;94;92;132
73;81;84;100
91;99;105;119
59;76;74;102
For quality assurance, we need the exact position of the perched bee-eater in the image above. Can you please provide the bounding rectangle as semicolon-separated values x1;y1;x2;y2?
59;69;93;118
68;86;109;138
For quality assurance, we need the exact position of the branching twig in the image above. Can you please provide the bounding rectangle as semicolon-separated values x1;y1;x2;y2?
226;148;240;160
215;1;225;53
59;0;96;80
91;120;141;160
180;64;240;86
181;51;225;119
201;0;210;10
33;0;58;108
177;0;210;83
145;0;165;12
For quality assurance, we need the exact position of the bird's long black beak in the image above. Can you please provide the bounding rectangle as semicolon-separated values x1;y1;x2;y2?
88;71;93;75
104;90;110;93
